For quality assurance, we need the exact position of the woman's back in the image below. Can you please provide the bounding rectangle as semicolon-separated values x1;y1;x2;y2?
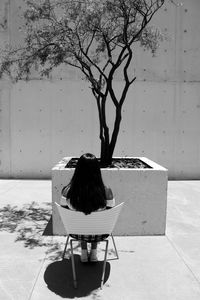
61;184;115;211
61;153;115;214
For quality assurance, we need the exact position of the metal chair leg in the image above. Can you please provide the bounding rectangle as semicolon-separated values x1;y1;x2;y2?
62;235;70;260
70;239;77;288
101;240;109;289
111;233;119;259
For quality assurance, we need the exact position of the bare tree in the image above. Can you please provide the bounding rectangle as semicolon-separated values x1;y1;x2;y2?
0;0;172;166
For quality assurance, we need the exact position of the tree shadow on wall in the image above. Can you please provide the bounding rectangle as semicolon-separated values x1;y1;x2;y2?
0;201;66;260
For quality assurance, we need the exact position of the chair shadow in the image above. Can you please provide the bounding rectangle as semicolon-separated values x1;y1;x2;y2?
44;255;111;298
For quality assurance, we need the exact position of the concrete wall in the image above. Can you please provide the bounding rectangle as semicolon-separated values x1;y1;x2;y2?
0;0;200;179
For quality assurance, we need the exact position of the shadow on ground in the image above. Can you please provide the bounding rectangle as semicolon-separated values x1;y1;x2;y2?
0;201;66;260
44;255;110;298
0;202;123;261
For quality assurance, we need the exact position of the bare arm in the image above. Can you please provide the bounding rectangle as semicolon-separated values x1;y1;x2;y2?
105;186;115;207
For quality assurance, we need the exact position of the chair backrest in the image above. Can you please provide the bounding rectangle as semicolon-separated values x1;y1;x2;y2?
55;202;124;235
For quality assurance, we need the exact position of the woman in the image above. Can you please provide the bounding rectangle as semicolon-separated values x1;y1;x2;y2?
61;153;115;262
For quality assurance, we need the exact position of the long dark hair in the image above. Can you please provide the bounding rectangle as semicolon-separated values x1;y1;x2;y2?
65;153;106;214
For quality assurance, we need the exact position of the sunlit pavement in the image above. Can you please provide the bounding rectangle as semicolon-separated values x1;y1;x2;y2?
0;180;200;299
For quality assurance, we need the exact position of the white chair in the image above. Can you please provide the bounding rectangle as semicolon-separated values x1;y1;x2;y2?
55;202;124;289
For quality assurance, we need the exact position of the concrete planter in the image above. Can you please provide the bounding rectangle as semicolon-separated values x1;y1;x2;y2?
52;157;168;235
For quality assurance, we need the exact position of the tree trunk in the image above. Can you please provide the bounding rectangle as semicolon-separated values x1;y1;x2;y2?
100;106;122;167
100;141;111;167
100;128;112;167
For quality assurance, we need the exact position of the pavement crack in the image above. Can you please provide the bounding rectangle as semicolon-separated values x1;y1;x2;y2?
166;234;200;288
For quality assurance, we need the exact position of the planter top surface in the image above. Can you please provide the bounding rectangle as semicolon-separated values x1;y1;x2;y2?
52;157;168;172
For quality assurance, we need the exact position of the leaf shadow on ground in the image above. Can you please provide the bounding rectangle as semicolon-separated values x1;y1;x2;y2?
0;201;67;260
44;255;110;298
0;201;112;298
0;201;130;260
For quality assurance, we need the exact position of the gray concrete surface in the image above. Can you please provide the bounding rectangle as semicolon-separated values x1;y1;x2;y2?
0;180;200;299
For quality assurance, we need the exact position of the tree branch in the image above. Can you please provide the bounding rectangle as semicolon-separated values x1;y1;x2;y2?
86;30;96;55
76;33;108;82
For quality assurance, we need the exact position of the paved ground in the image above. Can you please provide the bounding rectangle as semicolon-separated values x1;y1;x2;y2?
0;180;200;299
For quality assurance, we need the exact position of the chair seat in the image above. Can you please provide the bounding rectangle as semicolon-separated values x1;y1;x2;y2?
70;234;109;242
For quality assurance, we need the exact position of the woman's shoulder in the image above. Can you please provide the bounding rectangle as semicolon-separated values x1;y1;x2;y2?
104;186;113;200
104;186;115;208
61;186;69;198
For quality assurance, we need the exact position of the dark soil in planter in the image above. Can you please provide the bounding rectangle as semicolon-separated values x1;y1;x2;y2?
66;158;152;169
